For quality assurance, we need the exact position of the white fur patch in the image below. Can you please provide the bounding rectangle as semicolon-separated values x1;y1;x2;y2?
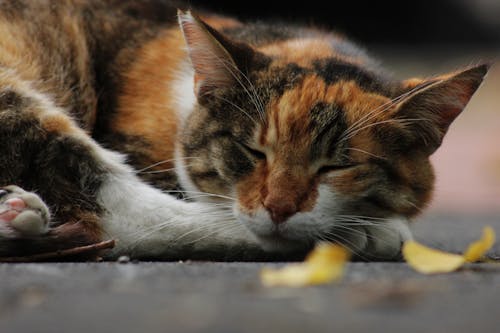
170;60;196;125
235;184;413;259
97;165;257;259
173;143;201;199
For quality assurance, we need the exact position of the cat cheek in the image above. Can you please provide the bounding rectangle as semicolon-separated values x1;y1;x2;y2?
211;142;255;180
235;162;268;213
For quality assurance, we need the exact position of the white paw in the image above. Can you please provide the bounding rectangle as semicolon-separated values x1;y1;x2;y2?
362;218;413;260
0;185;50;237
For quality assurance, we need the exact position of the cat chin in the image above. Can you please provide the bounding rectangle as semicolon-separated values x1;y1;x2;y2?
253;233;314;253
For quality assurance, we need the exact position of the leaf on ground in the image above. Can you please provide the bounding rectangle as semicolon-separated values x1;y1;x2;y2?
402;241;465;274
463;226;495;262
402;226;496;274
261;243;350;287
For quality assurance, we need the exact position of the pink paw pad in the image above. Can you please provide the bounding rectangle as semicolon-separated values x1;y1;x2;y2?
0;198;27;223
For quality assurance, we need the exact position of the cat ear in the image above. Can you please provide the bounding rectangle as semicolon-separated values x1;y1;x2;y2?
178;10;254;98
394;63;490;154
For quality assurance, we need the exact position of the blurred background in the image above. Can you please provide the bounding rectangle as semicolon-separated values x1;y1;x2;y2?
192;0;500;217
191;0;500;47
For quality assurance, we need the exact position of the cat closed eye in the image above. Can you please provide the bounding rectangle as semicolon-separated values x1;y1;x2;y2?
237;142;266;160
318;164;357;174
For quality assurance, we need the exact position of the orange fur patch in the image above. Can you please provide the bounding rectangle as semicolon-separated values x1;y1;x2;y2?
259;37;366;67
114;28;186;169
237;159;319;215
40;113;74;134
328;166;372;196
202;15;243;30
237;161;268;214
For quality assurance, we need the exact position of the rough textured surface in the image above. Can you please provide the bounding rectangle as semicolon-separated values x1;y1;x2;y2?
0;214;499;333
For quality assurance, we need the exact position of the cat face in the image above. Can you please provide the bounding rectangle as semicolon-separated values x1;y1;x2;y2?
177;12;488;253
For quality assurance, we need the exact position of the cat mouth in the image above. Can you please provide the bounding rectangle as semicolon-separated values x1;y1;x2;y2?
253;229;314;252
236;210;316;252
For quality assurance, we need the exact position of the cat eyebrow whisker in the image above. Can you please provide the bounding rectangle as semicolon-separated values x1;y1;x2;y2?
211;94;260;125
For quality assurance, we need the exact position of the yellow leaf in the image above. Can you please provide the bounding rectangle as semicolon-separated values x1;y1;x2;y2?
261;243;350;287
463;226;496;262
403;226;496;274
402;241;465;274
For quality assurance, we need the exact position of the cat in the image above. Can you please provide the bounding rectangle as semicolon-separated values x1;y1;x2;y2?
0;0;489;261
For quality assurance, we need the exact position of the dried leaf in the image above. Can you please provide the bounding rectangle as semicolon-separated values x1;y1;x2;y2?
463;226;495;262
403;226;496;274
261;243;350;287
402;241;465;274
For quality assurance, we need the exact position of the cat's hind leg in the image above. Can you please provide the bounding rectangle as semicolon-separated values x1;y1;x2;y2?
0;75;112;259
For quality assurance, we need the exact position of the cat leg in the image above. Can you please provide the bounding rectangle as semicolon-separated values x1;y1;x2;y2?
96;160;264;260
0;75;264;260
0;76;111;258
341;218;413;261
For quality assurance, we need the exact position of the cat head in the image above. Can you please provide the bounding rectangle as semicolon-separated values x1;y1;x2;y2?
176;11;490;254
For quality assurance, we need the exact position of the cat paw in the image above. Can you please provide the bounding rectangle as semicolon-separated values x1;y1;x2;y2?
0;185;50;237
361;218;413;260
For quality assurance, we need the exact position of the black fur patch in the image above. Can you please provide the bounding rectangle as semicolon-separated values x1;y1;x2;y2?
308;102;348;159
313;59;392;95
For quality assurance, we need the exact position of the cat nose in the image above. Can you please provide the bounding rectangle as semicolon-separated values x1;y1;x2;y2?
263;197;297;224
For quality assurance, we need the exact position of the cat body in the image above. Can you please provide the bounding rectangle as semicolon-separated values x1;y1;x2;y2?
0;0;488;260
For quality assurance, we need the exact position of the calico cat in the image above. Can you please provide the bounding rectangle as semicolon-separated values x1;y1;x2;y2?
0;0;489;261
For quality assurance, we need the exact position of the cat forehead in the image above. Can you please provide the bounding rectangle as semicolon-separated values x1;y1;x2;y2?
265;74;391;127
252;59;392;108
257;74;391;160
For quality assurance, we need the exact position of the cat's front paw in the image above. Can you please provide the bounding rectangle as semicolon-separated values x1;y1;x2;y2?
361;218;413;261
0;185;50;237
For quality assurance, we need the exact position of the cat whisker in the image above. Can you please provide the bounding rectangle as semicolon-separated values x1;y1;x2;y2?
140;163;196;175
202;48;267;123
136;157;200;173
401;199;424;213
340;82;433;137
163;190;237;202
316;232;371;261
334;220;395;230
126;212;237;250
211;94;260;125
339;118;431;143
333;223;397;248
339;82;437;142
343;147;387;160
141;218;239;249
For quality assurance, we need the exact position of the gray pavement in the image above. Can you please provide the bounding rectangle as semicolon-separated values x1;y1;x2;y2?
0;214;499;333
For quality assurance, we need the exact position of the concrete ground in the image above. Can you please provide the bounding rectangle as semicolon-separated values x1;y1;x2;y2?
1;214;499;333
0;52;499;332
